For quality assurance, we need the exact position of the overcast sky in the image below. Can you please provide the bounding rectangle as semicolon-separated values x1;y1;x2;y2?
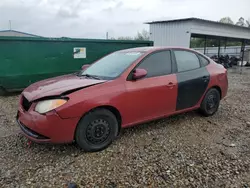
0;0;249;39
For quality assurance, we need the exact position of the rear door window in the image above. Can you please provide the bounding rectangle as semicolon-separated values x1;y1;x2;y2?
174;50;200;72
197;54;210;67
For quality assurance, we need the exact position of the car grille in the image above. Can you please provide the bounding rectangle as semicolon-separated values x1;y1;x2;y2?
22;96;32;111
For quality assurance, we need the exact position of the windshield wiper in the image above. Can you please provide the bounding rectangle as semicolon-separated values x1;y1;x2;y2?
81;74;101;80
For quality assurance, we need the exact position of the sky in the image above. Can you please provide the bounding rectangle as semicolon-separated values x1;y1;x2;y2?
0;0;249;39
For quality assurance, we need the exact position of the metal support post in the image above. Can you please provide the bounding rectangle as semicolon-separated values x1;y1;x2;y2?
204;37;207;54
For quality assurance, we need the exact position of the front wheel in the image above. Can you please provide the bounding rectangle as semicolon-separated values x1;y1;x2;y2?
200;88;220;117
75;108;119;152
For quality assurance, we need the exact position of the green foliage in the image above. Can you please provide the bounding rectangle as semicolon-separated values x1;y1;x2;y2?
236;17;246;26
134;29;150;41
246;20;250;27
233;17;250;27
190;38;242;48
116;36;134;40
219;17;234;24
190;38;218;48
112;29;150;41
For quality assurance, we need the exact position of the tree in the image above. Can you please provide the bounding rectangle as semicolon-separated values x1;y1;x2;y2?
218;16;250;27
190;38;204;48
235;17;250;27
117;36;133;40
111;29;150;41
190;38;222;48
134;29;150;41
235;17;245;26
219;17;234;24
246;19;250;27
236;17;246;26
236;17;250;27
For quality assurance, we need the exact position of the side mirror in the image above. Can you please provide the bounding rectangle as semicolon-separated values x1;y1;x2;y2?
132;68;147;80
81;64;90;71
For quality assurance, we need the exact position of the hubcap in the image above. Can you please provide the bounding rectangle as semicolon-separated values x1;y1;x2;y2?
86;119;110;144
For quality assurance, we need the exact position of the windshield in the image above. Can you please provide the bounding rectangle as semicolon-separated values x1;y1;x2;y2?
80;51;145;80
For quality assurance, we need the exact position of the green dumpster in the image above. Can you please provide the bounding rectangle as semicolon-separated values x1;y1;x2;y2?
0;36;153;94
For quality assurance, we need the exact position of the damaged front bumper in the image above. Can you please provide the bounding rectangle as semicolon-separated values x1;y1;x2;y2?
16;109;80;144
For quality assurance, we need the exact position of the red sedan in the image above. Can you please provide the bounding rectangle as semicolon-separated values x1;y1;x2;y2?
17;47;228;151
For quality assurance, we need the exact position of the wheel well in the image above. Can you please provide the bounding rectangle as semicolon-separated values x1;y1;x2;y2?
89;105;122;133
211;86;222;99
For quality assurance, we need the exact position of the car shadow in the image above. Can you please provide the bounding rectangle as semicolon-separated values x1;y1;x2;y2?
120;110;200;137
1;91;21;97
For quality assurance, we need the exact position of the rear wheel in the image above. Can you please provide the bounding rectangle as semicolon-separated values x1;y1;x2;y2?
75;108;118;152
200;88;220;117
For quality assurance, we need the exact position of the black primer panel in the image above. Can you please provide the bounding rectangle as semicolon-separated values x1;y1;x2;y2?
176;67;210;110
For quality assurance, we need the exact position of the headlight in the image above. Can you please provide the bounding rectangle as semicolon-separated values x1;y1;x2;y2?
35;99;67;114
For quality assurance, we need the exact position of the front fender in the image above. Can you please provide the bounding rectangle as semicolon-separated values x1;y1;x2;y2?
56;98;123;119
56;79;126;119
56;89;125;119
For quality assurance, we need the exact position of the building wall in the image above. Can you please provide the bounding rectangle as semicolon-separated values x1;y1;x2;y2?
149;21;191;47
0;31;37;37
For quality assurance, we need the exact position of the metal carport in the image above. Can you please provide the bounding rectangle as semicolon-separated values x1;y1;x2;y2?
146;18;250;64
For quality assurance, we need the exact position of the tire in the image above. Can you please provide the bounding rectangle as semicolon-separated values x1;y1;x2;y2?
75;108;119;152
200;88;220;117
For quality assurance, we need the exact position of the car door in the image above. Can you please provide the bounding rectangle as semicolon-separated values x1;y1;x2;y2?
173;50;210;111
124;50;178;124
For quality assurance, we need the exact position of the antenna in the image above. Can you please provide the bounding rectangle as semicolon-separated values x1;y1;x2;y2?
9;20;12;30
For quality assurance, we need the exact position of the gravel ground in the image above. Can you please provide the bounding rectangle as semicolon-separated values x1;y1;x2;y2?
0;68;250;187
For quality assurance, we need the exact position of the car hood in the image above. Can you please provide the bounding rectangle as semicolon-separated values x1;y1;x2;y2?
22;74;107;101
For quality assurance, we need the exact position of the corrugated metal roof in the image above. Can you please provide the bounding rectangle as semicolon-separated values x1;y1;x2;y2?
145;17;250;31
0;30;42;37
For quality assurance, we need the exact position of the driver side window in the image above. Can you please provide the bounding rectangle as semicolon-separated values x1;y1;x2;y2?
137;51;172;78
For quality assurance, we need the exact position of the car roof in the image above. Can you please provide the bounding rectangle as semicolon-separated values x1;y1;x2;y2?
118;46;197;53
